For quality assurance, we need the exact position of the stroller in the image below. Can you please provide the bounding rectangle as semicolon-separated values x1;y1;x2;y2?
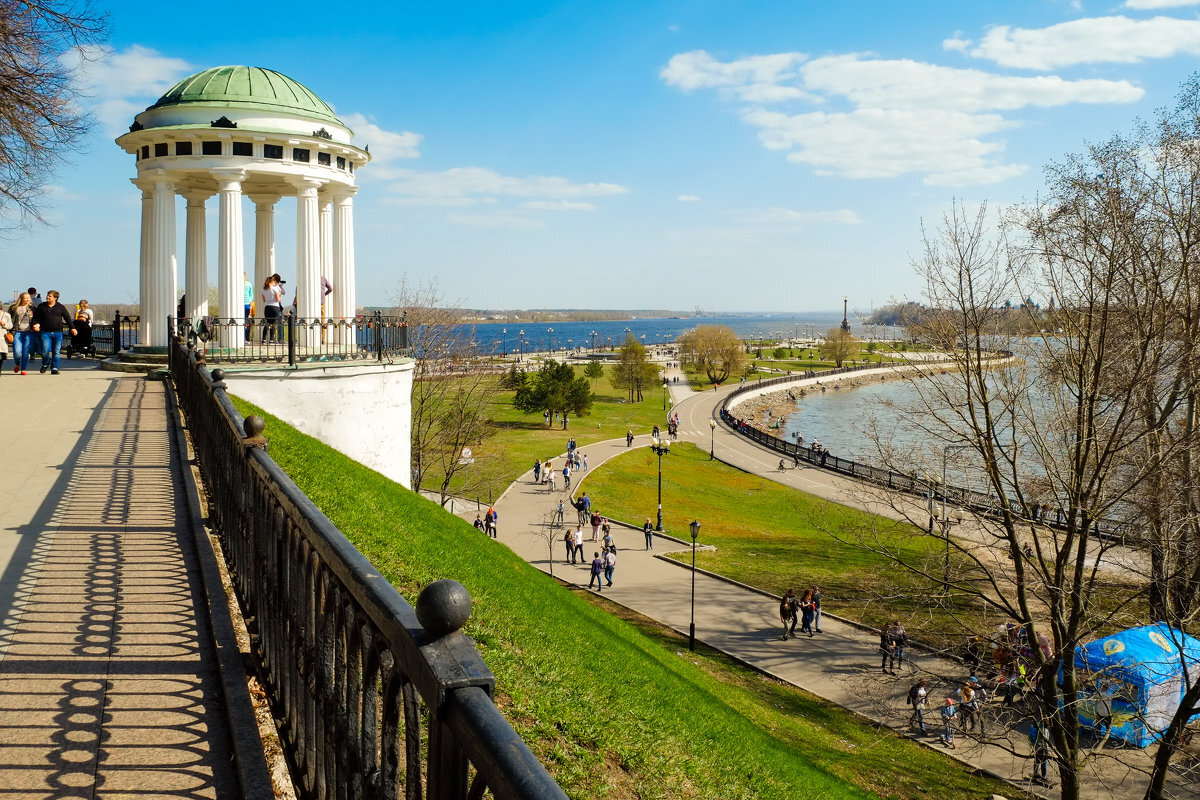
66;317;97;359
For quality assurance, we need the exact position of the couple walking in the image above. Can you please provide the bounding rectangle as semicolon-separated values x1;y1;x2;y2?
779;586;821;640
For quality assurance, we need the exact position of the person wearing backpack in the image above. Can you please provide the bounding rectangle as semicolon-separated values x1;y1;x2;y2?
940;698;958;748
564;529;575;564
779;589;799;640
588;551;604;592
906;678;928;734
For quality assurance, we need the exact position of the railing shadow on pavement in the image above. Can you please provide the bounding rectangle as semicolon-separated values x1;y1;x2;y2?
169;338;568;800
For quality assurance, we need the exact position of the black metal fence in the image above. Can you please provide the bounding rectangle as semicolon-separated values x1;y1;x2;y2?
719;366;1131;541
172;312;410;366
170;340;566;800
61;312;140;358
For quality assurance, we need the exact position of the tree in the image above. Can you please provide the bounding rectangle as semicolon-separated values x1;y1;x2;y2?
819;328;857;367
0;1;106;230
609;334;658;402
513;360;593;423
583;360;604;385
392;277;499;507
865;189;1200;800
676;324;746;385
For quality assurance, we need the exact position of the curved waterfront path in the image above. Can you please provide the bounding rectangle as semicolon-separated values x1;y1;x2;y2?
474;370;1164;800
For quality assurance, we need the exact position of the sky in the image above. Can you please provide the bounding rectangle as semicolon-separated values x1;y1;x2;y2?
6;0;1200;313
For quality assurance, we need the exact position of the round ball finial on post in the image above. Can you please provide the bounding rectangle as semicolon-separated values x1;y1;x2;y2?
417;579;472;638
242;414;268;450
209;368;226;390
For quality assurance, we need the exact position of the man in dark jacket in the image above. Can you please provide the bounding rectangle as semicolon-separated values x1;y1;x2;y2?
31;291;75;375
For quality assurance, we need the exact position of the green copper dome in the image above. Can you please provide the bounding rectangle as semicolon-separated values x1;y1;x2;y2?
150;66;341;125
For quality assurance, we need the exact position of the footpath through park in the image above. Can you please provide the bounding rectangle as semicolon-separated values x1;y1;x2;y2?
485;370;1178;800
0;364;267;798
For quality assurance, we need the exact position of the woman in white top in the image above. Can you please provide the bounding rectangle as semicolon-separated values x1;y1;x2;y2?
75;299;94;323
0;305;12;373
261;274;285;342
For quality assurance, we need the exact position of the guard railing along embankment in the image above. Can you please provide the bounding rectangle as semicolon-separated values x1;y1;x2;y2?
718;360;1131;543
170;339;566;800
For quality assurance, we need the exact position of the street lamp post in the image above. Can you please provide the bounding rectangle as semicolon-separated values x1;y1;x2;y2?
689;520;700;652
518;330;524;355
709;418;717;460
547;327;554;353
501;328;506;359
663;379;669;410
650;435;670;531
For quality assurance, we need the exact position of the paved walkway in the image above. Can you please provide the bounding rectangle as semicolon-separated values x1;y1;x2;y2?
0;363;259;798
479;375;1188;800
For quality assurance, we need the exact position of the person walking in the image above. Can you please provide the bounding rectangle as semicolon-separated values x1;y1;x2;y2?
590;511;602;542
810;585;823;633
626;430;634;447
32;291;75;375
602;525;615;552
779;589;799;640
9;292;34;374
643;518;654;550
881;620;908;674
562;463;571;491
572;527;584;564
484;507;498;539
958;681;977;733
0;304;12;374
547;468;557;492
906;678;929;734
588;552;604;592
1029;714;1052;787
533;459;541;484
940;698;958;748
556;499;565;525
603;548;616;586
580;492;592;524
799;589;816;637
582;453;589;472
564;529;575;563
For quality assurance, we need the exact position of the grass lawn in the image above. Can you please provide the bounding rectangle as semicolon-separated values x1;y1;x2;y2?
574;442;1006;644
435;366;673;503
230;396;1016;800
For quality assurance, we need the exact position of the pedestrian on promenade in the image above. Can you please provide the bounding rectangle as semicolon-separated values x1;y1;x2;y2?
958;680;977;732
261;274;285;342
799;589;816;637
602;525;615;552
548;468;557;492
779;589;799;640
643;518;654;550
564;529;575;563
881;620;908;674
580;493;592;523
590;511;601;541
589;552;604;591
32;291;75;375
9;292;34;374
484;507;498;538
556;499;565;525
810;585;823;632
603;548;616;586
626;430;634;447
563;464;571;491
582;453;588;471
1029;714;1052;787
473;514;485;532
940;698;957;748
572;527;585;564
533;459;541;483
0;304;12;373
906;678;928;734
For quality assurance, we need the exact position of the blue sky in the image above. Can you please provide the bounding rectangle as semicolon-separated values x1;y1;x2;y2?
6;0;1200;313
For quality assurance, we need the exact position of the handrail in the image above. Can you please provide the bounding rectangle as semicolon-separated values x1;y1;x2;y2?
717;359;1132;542
171;311;410;366
169;338;567;800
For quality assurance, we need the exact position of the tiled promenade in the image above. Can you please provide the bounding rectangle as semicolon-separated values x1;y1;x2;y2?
0;364;258;798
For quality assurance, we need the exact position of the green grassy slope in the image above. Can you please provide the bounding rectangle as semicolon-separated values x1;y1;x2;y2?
231;397;1017;800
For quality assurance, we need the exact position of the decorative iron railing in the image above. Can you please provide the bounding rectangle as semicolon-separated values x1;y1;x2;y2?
718;365;1131;541
171;312;410;366
170;340;566;800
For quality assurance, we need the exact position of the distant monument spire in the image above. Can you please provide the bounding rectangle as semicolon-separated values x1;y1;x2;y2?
841;295;851;333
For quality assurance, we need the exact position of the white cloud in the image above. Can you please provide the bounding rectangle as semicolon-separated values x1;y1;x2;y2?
342;113;422;170
677;194;702;202
943;34;971;53
1125;0;1200;8
967;16;1200;69
743;207;862;225
801;54;1142;111
743;107;1027;185
662;46;1142;186
520;200;596;211
62;44;193;132
660;50;814;102
384;167;629;202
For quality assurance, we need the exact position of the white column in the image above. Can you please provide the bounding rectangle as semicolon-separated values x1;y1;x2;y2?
214;169;246;347
293;177;323;346
149;173;177;348
319;194;333;320
331;187;357;322
182;191;212;330
134;180;152;346
248;194;281;321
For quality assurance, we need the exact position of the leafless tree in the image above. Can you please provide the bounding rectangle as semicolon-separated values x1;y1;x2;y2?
0;0;106;231
391;276;500;507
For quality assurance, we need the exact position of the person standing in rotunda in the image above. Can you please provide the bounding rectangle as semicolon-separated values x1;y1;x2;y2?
261;274;285;343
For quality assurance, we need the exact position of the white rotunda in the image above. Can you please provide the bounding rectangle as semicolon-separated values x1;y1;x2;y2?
116;66;370;348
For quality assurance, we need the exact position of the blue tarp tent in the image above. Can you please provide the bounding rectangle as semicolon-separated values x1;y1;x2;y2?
1073;623;1200;747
